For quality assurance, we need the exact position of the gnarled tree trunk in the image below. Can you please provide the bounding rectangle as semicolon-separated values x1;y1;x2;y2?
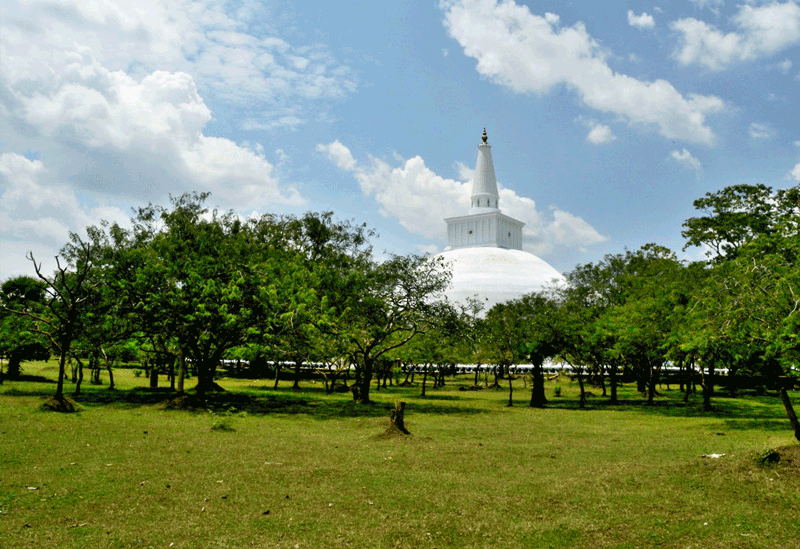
779;388;800;442
387;401;410;435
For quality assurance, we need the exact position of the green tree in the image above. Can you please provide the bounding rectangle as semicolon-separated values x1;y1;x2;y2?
492;293;563;408
118;193;283;396
0;276;50;379
682;183;798;261
18;235;99;401
331;253;451;404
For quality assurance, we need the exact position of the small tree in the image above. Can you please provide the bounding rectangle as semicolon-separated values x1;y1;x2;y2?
0;276;50;379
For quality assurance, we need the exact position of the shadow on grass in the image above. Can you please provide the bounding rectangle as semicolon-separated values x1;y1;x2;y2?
1;384;490;420
540;392;790;432
3;378;790;429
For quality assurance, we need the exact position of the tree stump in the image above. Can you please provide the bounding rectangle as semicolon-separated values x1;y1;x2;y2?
387;401;410;435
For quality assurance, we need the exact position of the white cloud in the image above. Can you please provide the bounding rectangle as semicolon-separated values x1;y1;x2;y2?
586;123;616;145
791;162;800;181
672;1;800;70
0;153;131;280
317;141;358;172
441;0;724;145
2;0;357;127
689;0;724;14
7;48;302;207
628;11;655;30
779;58;794;73
670;148;702;177
317;140;607;256
455;161;475;181
749;122;774;139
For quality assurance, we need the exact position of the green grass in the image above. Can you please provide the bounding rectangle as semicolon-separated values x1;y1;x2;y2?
1;361;799;548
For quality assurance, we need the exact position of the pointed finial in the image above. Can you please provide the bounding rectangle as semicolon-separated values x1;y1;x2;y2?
482;128;488;144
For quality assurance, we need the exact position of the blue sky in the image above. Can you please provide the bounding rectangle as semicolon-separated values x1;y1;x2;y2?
3;0;800;280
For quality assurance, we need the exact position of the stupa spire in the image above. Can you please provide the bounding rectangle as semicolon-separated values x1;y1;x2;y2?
470;128;500;212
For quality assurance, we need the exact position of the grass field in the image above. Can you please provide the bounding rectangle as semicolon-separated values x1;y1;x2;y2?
1;361;799;549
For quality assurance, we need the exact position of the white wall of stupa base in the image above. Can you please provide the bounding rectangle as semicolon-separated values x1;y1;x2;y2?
445;211;523;250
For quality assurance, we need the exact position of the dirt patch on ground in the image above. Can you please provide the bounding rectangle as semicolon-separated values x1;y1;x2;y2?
40;396;79;413
757;445;800;472
159;394;205;411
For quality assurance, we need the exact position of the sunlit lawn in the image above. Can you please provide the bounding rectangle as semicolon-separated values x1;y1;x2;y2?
1;360;799;549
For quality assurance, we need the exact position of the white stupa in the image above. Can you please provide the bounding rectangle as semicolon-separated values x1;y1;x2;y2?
437;129;564;310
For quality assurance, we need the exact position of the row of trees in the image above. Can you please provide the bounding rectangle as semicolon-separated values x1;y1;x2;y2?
0;193;451;405
2;185;800;440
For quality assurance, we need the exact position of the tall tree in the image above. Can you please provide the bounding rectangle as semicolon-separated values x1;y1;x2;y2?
14;235;99;400
331;253;451;404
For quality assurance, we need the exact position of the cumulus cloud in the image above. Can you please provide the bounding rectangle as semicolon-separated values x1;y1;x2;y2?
317;140;607;257
2;0;357;128
586;123;616;145
5;47;302;207
441;0;724;145
790;162;800;181
0;2;319;276
670;148;703;177
749;122;774;139
672;1;800;70
0;153;131;280
628;11;655;30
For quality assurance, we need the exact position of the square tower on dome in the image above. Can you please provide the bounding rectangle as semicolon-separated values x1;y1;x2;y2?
444;129;524;251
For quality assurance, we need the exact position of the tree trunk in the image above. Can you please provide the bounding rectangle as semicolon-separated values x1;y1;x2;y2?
150;365;159;388
779;388;800;442
55;343;69;400
474;364;480;386
684;356;693;403
106;362;115;390
421;364;428;397
293;359;302;390
354;357;373;404
74;356;84;396
647;365;657;405
577;371;586;409
490;365;502;389
702;360;715;412
177;350;187;393
636;369;646;394
387;401;410;435
609;364;618;404
169;357;175;391
529;362;547;408
6;354;22;379
273;362;281;389
195;358;224;397
507;375;514;406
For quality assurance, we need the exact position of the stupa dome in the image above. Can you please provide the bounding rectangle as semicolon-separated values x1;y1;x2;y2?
437;247;564;310
436;129;564;311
